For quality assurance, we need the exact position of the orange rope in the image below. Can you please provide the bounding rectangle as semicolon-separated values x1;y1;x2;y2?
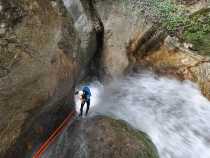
33;111;76;158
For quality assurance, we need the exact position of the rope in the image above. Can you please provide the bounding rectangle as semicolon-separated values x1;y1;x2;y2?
33;110;76;158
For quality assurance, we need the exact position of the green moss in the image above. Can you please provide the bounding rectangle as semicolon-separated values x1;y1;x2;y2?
108;118;159;158
182;8;210;55
150;1;210;55
122;0;210;55
155;0;188;33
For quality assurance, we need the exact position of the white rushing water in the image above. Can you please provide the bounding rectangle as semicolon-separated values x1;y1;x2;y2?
76;72;210;158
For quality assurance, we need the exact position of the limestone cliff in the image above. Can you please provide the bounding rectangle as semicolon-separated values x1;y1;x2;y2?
64;0;104;79
0;0;102;157
94;0;151;79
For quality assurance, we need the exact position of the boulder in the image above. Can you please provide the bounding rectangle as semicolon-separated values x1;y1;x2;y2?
44;116;159;158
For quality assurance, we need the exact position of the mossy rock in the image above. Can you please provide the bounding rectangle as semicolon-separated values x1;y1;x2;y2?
44;116;159;158
104;117;159;158
183;8;210;55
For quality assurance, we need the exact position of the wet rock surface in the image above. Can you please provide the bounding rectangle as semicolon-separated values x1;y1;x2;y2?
94;0;152;79
64;0;104;79
0;0;98;157
43;116;159;158
136;36;210;100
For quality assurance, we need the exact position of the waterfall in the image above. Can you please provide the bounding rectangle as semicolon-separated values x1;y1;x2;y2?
83;72;210;158
44;71;210;158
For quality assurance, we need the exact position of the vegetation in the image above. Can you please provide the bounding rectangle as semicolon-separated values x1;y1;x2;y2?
108;117;159;158
152;1;210;55
123;0;210;55
145;0;188;33
183;8;210;55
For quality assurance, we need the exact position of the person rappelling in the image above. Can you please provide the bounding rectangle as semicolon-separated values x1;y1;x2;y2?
75;86;92;117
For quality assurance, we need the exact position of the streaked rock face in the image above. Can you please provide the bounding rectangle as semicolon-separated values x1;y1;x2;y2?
94;0;152;79
64;0;104;79
0;0;100;157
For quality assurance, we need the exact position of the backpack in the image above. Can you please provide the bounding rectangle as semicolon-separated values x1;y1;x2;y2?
82;86;91;98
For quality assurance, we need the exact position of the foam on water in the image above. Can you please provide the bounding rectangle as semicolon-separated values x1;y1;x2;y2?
77;72;210;158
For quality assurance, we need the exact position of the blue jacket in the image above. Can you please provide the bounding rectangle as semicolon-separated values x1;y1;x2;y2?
82;86;91;99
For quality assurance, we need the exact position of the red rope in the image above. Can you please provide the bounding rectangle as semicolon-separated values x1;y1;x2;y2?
33;111;76;158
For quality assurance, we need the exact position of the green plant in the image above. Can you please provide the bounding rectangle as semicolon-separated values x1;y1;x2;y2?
155;0;188;32
183;8;210;55
123;0;210;55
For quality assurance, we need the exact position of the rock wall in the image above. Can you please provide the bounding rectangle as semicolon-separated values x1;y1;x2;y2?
0;0;101;157
121;1;210;100
126;21;210;100
137;36;210;100
64;0;104;79
94;0;152;79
